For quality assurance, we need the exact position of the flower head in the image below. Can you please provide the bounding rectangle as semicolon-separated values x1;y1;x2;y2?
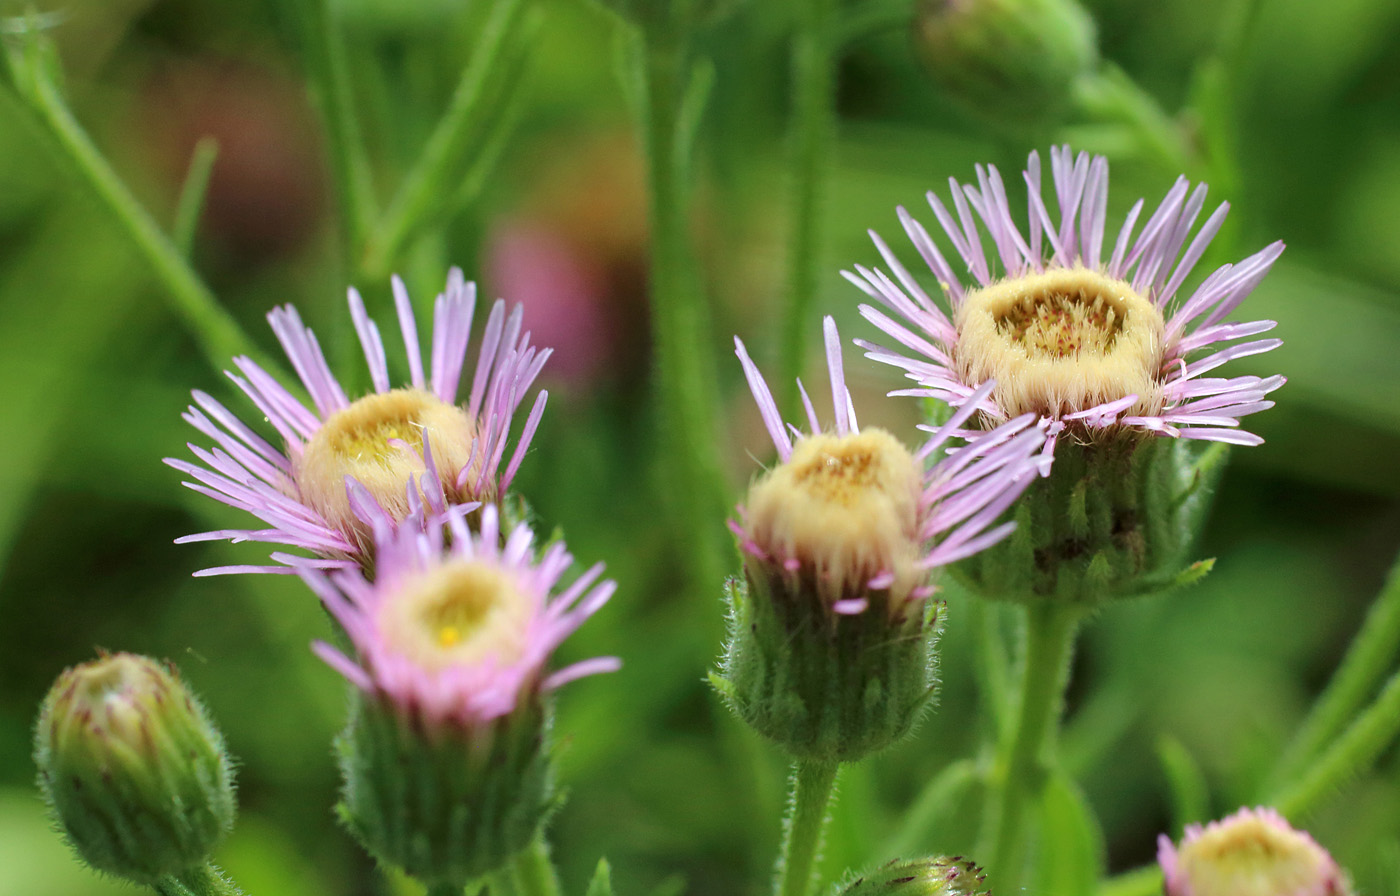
732;316;1048;617
167;268;549;574
847;146;1285;454
302;504;618;730
1158;807;1352;896
715;317;1045;760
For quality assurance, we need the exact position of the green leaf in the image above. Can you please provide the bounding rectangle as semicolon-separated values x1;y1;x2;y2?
1032;772;1104;896
585;858;614;896
1155;736;1209;833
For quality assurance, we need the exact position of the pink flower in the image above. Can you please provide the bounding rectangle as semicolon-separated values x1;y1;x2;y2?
167;268;548;575
847;146;1284;456
731;316;1047;616
300;505;618;729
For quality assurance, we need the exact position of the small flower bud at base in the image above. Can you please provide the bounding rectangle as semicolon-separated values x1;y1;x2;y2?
840;856;990;896
34;653;237;884
337;692;557;889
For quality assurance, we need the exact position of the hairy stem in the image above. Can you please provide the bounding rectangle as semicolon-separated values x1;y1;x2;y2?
775;760;840;896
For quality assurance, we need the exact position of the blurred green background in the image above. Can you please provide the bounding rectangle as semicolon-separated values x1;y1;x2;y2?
1;0;1399;893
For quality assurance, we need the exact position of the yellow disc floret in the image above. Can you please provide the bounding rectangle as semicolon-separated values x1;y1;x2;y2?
955;267;1165;423
294;389;479;546
745;428;922;608
379;561;534;670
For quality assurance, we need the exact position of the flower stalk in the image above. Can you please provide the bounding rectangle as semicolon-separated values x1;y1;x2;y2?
1;28;261;375
360;0;530;281
630;27;729;590
982;602;1086;892
775;760;840;896
777;0;836;415
290;0;377;257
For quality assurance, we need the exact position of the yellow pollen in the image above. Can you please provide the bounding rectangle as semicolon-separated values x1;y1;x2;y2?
746;429;922;608
380;562;533;669
293;389;480;549
955;267;1165;423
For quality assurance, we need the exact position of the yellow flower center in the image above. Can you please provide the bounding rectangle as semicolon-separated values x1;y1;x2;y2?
294;389;479;547
380;561;533;670
745;429;922;607
955;267;1165;423
1178;815;1339;896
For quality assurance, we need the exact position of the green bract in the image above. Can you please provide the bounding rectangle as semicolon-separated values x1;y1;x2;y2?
338;691;557;888
955;437;1226;604
714;571;943;763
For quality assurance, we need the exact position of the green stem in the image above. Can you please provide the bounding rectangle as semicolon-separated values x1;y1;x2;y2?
1271;667;1400;818
510;839;562;896
970;601;1014;743
983;602;1084;893
1270;551;1400;789
360;0;527;280
775;760;840;896
293;0;377;256
1072;64;1196;177
3;37;260;374
886;758;977;859
631;29;728;590
776;0;835;415
154;863;246;896
172;136;219;258
427;885;465;896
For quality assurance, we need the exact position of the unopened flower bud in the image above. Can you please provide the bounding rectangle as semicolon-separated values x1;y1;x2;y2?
1158;807;1353;896
34;653;236;884
841;856;990;896
913;0;1097;125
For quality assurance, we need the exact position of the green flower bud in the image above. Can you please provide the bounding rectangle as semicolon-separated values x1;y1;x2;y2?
912;0;1098;125
954;437;1225;604
33;652;237;884
841;856;991;896
337;692;557;889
